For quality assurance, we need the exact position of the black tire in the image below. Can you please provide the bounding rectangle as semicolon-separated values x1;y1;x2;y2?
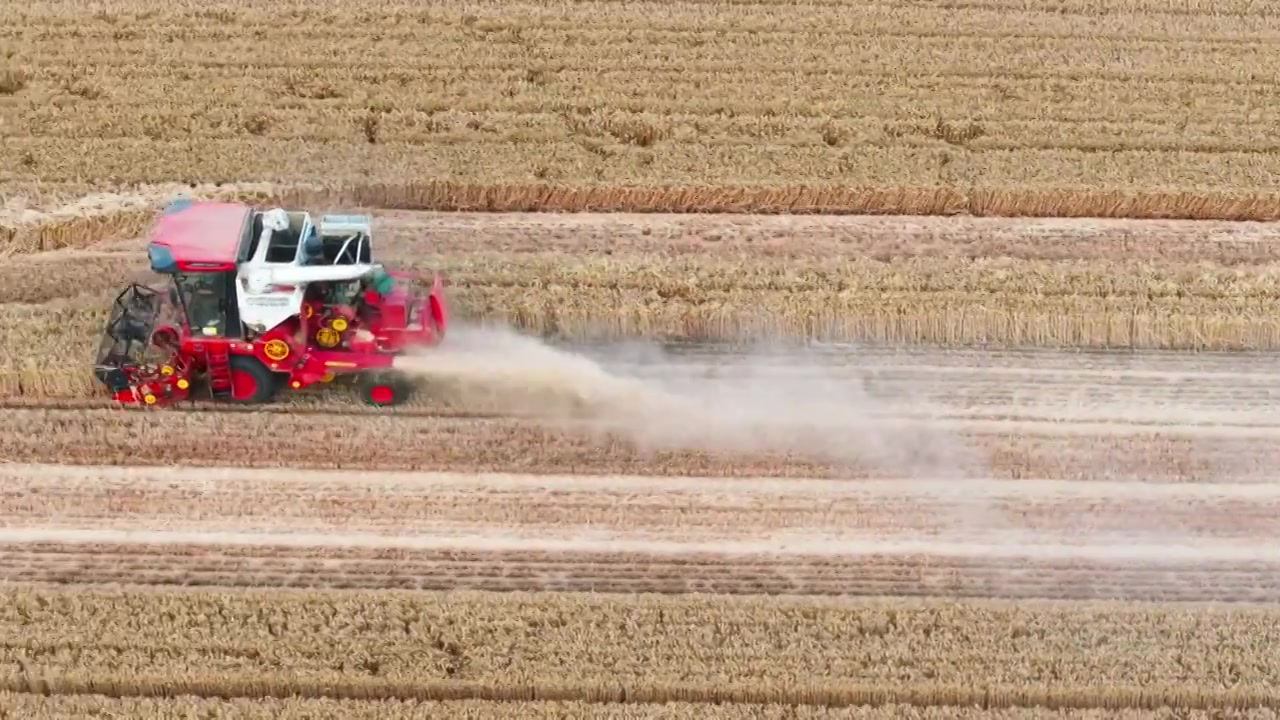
358;370;414;407
226;355;279;404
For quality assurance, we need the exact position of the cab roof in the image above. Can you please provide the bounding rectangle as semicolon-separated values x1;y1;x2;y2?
147;199;253;273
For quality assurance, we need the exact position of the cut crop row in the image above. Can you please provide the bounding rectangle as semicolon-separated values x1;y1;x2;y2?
10;694;1252;720
7;465;1279;542
8;544;1280;603
0;407;1270;481
0;693;1254;719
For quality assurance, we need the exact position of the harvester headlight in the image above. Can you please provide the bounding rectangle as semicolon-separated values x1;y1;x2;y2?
176;379;189;389
161;365;174;376
331;317;348;332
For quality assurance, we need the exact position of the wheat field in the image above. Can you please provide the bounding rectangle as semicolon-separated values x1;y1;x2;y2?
5;0;1280;216
3;587;1278;710
6;0;1280;717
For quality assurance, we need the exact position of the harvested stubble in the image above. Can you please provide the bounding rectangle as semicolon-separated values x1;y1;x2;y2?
0;587;1277;711
1;696;1265;720
8;464;1280;600
15;203;1280;266
15;461;1280;540
7;185;1280;238
12;539;1280;602
7;0;1280;217
15;184;1280;261
14;466;1280;547
0;405;1263;482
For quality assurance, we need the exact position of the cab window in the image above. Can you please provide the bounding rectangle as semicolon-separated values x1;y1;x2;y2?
173;272;233;337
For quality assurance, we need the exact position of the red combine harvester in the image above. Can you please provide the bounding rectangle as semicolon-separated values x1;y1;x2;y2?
93;200;448;407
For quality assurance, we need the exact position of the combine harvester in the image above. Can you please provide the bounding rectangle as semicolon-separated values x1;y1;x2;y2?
93;199;448;407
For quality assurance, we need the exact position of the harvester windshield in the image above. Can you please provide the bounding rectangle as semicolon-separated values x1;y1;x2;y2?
173;271;236;337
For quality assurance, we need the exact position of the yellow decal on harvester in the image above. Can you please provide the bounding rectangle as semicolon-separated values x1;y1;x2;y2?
315;327;341;348
263;339;291;361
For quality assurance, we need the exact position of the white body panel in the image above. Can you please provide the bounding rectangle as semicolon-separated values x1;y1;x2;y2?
234;208;378;334
236;208;297;333
237;279;306;334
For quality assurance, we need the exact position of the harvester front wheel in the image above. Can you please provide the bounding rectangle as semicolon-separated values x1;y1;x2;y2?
227;355;279;404
358;371;413;407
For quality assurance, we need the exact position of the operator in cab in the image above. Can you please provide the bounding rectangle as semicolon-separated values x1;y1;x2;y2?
184;275;225;336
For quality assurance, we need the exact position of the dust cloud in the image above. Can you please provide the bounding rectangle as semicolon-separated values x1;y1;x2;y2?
393;322;985;480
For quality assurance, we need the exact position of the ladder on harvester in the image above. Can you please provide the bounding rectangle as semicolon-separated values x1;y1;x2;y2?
205;344;233;399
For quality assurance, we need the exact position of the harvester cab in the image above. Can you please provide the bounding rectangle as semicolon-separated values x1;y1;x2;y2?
93;199;448;407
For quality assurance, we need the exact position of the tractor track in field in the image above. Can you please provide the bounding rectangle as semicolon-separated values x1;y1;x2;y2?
7;542;1280;603
8;466;1280;541
8;396;1280;436
4;465;1280;601
15;342;1280;430
3;407;1279;483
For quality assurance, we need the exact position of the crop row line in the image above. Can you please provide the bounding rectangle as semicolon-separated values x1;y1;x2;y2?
2;672;1276;711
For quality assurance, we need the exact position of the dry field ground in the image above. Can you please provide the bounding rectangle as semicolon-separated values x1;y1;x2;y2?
6;0;1280;717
